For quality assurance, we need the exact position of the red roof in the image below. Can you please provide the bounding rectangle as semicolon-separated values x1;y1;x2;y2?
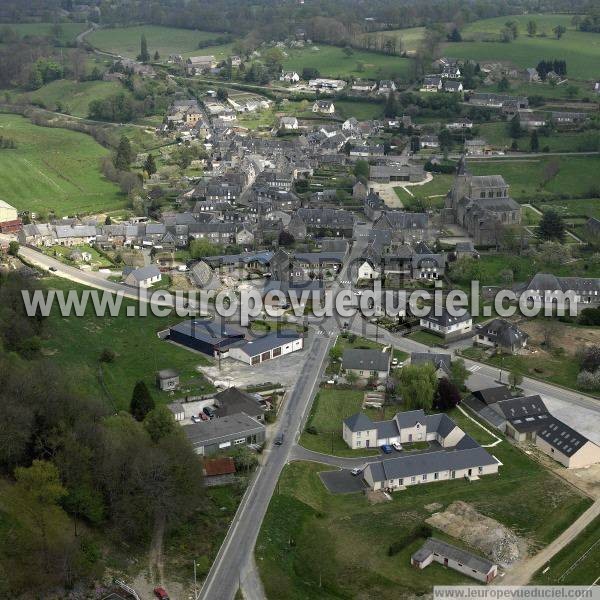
203;457;236;477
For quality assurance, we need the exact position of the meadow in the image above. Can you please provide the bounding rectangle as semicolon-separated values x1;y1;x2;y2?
0;113;126;215
394;173;454;209
0;22;87;44
16;79;126;117
41;278;214;411
282;44;411;80
468;156;600;200
445;14;600;80
87;25;234;60
257;409;591;600
357;26;426;53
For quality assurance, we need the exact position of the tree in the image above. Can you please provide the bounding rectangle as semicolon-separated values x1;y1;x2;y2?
434;378;461;410
138;34;150;62
153;50;160;61
508;369;523;390
526;20;537;36
530;129;539;152
114;135;133;171
447;27;462;42
449;358;469;390
553;25;566;39
216;87;228;102
130;380;155;421
396;363;437;410
232;445;258;472
508;114;522;138
384;91;398;118
143;154;157;176
438;128;453;152
342;45;354;57
329;346;343;361
498;76;510;92
8;241;19;256
353;159;370;180
144;405;176;442
505;20;519;39
537;210;565;242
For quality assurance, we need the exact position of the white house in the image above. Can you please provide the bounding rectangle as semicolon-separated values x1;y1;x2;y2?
420;308;472;340
312;100;335;114
280;116;299;130
308;78;346;91
123;265;162;288
280;71;300;83
447;118;473;130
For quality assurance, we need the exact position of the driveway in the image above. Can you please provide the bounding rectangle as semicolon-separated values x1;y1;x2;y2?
320;469;368;494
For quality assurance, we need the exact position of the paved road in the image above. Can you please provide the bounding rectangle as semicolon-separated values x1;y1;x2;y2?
498;498;600;585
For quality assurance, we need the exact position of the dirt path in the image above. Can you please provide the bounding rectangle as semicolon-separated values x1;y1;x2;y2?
498;498;600;585
149;512;166;584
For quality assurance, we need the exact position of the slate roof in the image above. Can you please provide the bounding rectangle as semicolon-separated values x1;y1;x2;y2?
182;413;264;446
170;318;246;343
235;330;302;357
343;349;391;372
494;395;548;420
472;386;513;406
479;318;528;348
425;413;457;438
125;265;161;282
394;409;427;429
422;307;472;327
344;412;375;432
213;387;264;418
366;446;498;483
536;416;592;457
411;352;451;373
412;538;496;574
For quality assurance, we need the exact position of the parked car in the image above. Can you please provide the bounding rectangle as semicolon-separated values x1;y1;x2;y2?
191;415;201;424
392;442;403;452
49;266;57;272
274;433;284;446
154;588;169;600
380;444;393;454
203;406;215;418
199;412;209;421
351;467;363;476
391;358;399;367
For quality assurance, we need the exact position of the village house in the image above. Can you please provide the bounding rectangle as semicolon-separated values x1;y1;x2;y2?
308;78;346;92
123;265;162;288
421;75;443;92
447;118;473;130
280;71;300;82
342;348;391;381
0;199;21;233
186;55;217;75
279;116;299;130
518;273;600;312
377;80;397;95
469;93;529;110
420;307;473;340
351;80;377;93
441;65;461;79
420;135;439;149
312;100;336;114
443;80;463;93
476;318;528;353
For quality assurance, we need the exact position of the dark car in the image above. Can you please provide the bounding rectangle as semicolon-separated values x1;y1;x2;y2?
274;433;284;446
203;406;215;419
49;266;58;272
154;588;169;600
380;444;393;454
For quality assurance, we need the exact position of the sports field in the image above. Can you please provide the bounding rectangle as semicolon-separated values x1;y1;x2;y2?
87;25;234;60
445;14;600;80
0;113;125;215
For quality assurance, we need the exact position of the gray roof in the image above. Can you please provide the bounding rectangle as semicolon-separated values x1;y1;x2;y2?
426;413;457;438
344;412;375;432
480;318;528;349
422;307;471;327
376;420;400;439
412;538;496;574
463;397;508;429
170;318;246;344
213;387;264;418
536;416;592;457
366;446;498;483
495;395;548;420
472;386;514;406
125;264;161;281
157;368;179;379
411;352;451;373
394;409;427;429
235;330;302;358
182;412;265;447
343;349;391;372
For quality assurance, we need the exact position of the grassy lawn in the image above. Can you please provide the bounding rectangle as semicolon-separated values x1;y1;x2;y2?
43;244;113;269
469;156;600;201
282;44;411;80
461;346;585;394
335;100;383;121
394;174;454;209
536;198;600;220
531;515;600;585
257;412;591;600
17;80;126;118
1;22;87;44
406;330;444;347
300;387;383;457
41;278;214;411
88;25;234;60
522;205;542;224
446;14;600;80
0;113;126;216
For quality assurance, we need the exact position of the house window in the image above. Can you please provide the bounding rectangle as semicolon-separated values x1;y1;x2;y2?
411;476;416;483
234;438;245;445
434;472;439;480
478;466;483;474
423;474;427;481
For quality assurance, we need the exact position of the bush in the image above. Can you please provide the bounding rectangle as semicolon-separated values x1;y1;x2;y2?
305;425;318;435
100;348;116;363
577;369;600;390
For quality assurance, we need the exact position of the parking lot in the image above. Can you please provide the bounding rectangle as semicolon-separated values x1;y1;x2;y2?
320;469;368;494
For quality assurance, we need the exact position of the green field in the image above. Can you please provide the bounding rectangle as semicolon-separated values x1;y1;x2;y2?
41;278;214;410
406;330;445;346
469;156;600;200
335;100;384;121
257;408;591;599
536;197;600;219
445;14;600;80
282;44;411;80
532;515;600;585
17;80;126;118
358;26;426;53
0;113;126;215
478;122;599;153
394;174;453;209
1;22;87;44
88;25;234;60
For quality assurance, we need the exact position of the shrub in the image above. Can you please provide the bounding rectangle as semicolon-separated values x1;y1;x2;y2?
99;348;116;363
577;369;600;390
305;425;318;435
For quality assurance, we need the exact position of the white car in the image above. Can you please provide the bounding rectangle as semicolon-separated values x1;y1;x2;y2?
392;442;403;452
351;467;363;476
391;358;399;367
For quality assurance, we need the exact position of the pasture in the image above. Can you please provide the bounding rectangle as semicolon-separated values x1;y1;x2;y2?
468;156;600;200
17;80;126;117
282;44;411;80
0;113;125;216
87;25;234;60
0;22;87;44
445;14;600;80
357;26;426;53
